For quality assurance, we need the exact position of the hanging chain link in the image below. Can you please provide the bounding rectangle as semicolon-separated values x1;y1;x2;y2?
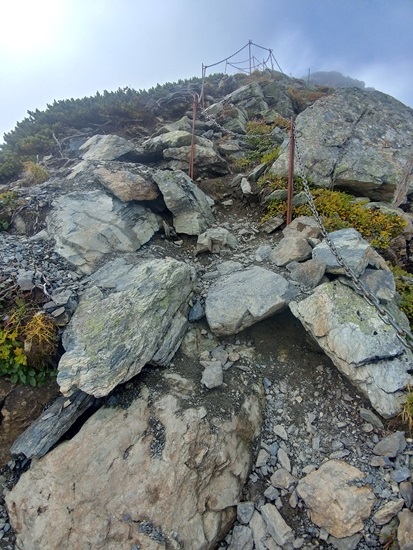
293;123;413;352
198;104;241;138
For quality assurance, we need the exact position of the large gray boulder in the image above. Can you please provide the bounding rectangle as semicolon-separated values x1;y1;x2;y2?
152;170;215;235
142;130;211;155
6;366;263;550
271;87;413;201
79;134;137;161
47;190;160;274
205;266;299;336
164;145;229;176
57;257;196;397
289;281;413;417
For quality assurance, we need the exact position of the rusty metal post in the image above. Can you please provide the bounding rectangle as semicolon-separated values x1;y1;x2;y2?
286;117;295;225
189;95;197;180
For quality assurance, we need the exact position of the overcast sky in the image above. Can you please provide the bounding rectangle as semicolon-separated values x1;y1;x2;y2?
1;0;412;142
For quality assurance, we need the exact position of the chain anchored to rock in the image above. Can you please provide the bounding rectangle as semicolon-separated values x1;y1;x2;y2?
292;122;413;352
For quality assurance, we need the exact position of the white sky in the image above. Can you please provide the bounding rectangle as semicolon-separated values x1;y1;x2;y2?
1;0;412;142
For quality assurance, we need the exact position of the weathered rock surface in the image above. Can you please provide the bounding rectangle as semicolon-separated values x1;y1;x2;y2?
269;236;312;266
205;266;299;336
79;134;137;161
57;257;196;397
47;190;160;274
271;87;413;201
164;145;229;175
397;509;413;550
152;170;215;235
289;280;413;417
296;460;376;538
312;228;387;276
6;368;263;550
94;164;160;202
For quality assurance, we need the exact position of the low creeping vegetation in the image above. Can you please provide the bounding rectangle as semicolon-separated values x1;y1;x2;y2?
1;295;58;386
233;119;284;171
400;385;413;435
260;177;406;251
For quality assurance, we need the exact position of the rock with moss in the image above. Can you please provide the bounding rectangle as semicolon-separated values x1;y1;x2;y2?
46;189;160;274
270;87;413;202
57;256;196;397
290;280;413;417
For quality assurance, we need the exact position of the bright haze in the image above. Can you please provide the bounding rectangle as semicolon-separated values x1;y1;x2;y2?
1;0;412;141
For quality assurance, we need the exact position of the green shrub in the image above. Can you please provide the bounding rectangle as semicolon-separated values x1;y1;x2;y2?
0;191;20;231
390;265;413;328
1;297;58;385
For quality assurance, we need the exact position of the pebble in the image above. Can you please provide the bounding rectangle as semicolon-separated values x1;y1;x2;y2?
273;425;288;441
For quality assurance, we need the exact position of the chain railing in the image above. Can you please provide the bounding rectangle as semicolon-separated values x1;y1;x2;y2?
293;122;413;352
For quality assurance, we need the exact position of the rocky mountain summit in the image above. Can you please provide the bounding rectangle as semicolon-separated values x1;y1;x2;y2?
1;71;413;549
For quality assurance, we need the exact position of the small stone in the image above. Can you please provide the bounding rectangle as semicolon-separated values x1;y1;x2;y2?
372;498;404;525
228;525;253;550
261;503;294;546
256;449;270;468
201;363;223;389
289;490;298;509
277;448;291;472
293;538;304;549
237;502;255;525
264;485;280;501
398;509;413;550
362;423;374;433
359;408;384;429
391;466;411;483
249;510;267;549
328;533;363;550
370;456;393;468
399;481;413;508
228;351;240;362
270;468;297;490
273;425;288;441
373;431;407;457
267;442;279;456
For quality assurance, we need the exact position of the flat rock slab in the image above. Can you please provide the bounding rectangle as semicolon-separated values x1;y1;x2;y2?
47;190;160;274
79;134;137;161
296;460;376;538
205;266;299;336
6;368;263;550
57;257;196;397
289;281;413;418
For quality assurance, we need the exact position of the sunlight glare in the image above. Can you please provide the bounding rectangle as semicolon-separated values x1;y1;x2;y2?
0;0;65;55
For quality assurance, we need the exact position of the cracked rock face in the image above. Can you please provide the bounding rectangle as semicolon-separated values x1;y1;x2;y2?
271;87;413;201
46;189;160;274
57;257;196;397
289;280;413;418
6;369;263;550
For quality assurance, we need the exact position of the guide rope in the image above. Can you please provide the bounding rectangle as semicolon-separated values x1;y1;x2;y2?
293;122;413;352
